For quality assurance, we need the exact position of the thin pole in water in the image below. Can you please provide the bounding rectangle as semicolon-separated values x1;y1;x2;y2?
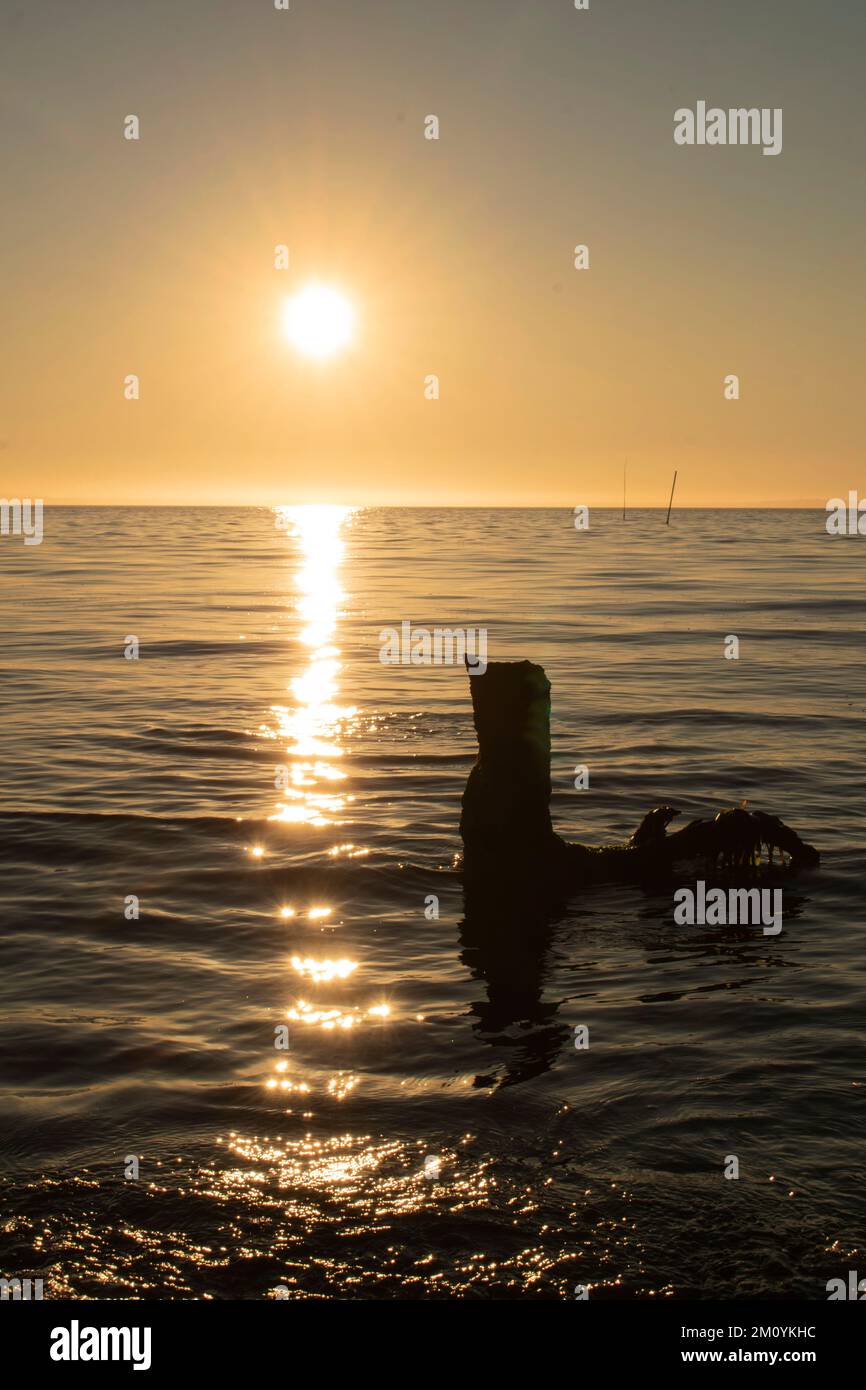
666;470;678;525
623;460;626;521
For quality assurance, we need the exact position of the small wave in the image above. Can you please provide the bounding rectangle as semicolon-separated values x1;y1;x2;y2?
581;707;863;730
143;726;253;742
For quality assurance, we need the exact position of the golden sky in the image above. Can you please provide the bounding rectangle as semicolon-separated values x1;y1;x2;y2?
1;0;863;506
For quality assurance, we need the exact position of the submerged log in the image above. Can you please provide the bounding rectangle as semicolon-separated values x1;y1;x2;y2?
459;660;819;888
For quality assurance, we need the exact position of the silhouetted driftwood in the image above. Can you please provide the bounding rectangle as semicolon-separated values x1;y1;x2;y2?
459;660;819;888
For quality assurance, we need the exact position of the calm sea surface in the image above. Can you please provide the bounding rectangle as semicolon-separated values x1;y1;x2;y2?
0;506;864;1299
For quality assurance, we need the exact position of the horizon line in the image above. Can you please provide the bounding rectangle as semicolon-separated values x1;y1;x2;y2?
33;502;829;510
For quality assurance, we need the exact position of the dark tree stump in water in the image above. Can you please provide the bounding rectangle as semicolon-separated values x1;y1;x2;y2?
460;660;561;868
459;660;819;889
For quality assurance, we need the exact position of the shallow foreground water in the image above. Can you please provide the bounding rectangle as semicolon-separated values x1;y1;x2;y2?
0;506;863;1299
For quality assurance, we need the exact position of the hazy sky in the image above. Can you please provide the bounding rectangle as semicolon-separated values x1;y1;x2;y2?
1;0;863;505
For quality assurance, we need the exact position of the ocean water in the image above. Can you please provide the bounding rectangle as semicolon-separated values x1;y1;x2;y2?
0;505;863;1300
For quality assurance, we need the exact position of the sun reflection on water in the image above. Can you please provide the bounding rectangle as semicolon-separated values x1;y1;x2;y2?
270;505;357;827
290;955;358;983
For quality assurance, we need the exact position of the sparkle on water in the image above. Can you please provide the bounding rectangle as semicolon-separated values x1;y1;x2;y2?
269;505;357;829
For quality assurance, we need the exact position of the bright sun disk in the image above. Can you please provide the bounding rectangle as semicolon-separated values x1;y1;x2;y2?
283;285;354;359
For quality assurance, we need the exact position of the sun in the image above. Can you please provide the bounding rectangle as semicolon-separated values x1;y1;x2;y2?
282;284;354;359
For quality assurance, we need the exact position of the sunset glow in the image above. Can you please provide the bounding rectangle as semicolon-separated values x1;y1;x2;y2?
282;285;354;360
